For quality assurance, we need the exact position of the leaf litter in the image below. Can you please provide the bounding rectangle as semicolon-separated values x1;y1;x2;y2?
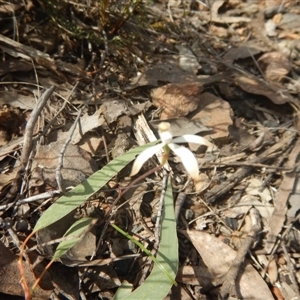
1;0;300;299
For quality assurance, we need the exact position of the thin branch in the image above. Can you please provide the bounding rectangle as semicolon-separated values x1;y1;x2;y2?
6;86;55;201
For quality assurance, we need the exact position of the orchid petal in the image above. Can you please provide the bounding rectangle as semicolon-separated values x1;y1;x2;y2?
172;134;213;147
158;130;173;144
130;143;163;176
158;122;173;143
168;143;199;181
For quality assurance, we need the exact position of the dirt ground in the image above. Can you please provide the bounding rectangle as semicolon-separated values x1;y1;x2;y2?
0;0;300;299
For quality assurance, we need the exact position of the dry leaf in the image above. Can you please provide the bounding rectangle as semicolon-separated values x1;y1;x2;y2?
78;134;103;155
71;109;106;144
258;52;291;82
101;99;128;124
265;136;300;253
184;230;275;299
31;140;98;188
151;82;202;119
223;46;262;64
0;105;25;145
233;74;291;105
176;265;214;286
278;13;300;31
0;241;51;298
197;0;251;24
209;24;229;38
246;177;272;203
127;63;197;89
0;136;24;161
0;91;36;110
191;92;232;145
0;170;17;190
267;257;278;285
225;194;274;225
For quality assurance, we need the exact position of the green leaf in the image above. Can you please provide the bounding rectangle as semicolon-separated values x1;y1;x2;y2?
114;175;178;300
111;223;176;285
52;217;95;261
113;281;133;298
34;141;157;232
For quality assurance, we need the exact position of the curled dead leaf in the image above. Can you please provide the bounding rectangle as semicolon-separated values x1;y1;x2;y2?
233;74;291;105
258;52;291;82
151;82;202;119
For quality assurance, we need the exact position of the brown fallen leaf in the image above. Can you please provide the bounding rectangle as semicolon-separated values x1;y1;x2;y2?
267;257;278;285
0;2;22;13
71;109;106;144
78;133;103;155
0;105;25;145
198;0;251;24
0;241;51;299
151;82;202;119
182;230;275;299
0;170;17;191
258;52;291;82
233;74;292;105
31;140;98;189
278;13;300;31
0;136;24;161
191;92;232;145
0;91;37;110
209;24;229;38
223;46;262;64
265;135;300;253
176;265;214;286
127;63;197;89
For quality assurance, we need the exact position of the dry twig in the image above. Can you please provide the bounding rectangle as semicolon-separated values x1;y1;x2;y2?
205;132;297;204
5;86;55;202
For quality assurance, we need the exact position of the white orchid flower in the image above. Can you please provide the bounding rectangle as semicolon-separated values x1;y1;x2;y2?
130;122;214;181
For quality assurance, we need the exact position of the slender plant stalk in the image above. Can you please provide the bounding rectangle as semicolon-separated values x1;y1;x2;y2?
18;231;36;300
